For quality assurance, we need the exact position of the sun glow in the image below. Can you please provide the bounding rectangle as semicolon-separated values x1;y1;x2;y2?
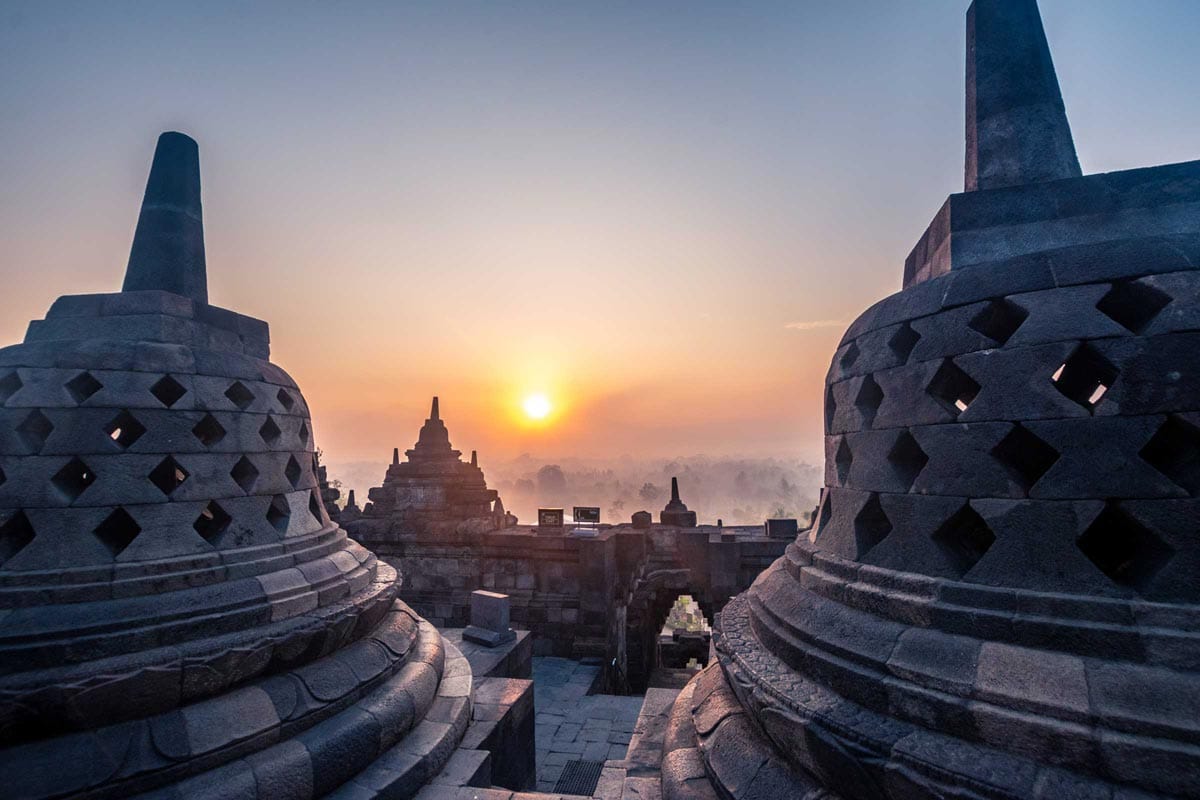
523;393;552;420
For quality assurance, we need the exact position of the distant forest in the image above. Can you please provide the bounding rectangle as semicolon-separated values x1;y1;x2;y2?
328;455;821;527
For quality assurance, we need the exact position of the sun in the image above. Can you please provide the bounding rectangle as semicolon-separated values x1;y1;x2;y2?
523;393;552;420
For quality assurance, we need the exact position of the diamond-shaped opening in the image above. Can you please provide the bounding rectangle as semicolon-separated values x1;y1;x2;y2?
1077;503;1173;594
284;455;303;488
0;466;5;487
51;457;96;503
840;341;860;370
825;385;838;434
1052;343;1119;411
834;437;853;484
230;456;260;493
193;501;232;545
1096;280;1172;334
192;414;227;447
277;388;295;411
65;371;103;404
16;409;54;451
968;298;1028;345
0;511;35;566
992;424;1060;493
888;322;921;363
93;507;141;557
0;371;22;405
298;421;310;446
887;430;928;492
149;456;190;497
150;375;187;408
225;381;255;411
854;493;892;558
266;494;291;533
927;359;981;416
104;410;147;450
308;490;324;524
854;374;884;427
1140;415;1200;496
259;416;282;445
932;504;995;579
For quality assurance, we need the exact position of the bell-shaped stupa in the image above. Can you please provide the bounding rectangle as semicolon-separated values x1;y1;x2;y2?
661;2;1200;798
0;133;474;798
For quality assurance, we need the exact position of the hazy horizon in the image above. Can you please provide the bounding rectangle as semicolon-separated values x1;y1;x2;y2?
3;1;1198;468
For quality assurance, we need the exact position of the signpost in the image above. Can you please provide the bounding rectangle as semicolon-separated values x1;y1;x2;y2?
537;508;564;528
572;506;601;537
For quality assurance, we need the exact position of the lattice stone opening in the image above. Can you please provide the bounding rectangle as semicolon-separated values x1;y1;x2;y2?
259;416;282;445
1052;343;1119;411
277;388;295;411
284;455;303;488
308;490;323;524
267;494;291;533
0;371;22;405
854;374;885;428
192;414;227;447
65;371;103;404
1077;503;1173;594
0;511;35;566
93;508;141;557
968;298;1028;345
150;375;187;408
888;322;921;363
230;456;260;493
887;430;928;492
104;410;147;450
992;423;1059;492
0;466;5;487
927;359;981;415
854;493;892;557
1140;415;1200;496
840;341;861;370
225;381;255;411
835;437;854;484
149;456;190;496
298;422;310;446
1097;279;1172;334
825;385;838;434
51;457;96;503
16;409;54;451
194;501;232;544
932;504;995;578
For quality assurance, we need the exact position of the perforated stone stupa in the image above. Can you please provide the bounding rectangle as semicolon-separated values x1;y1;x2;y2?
0;133;479;798
661;2;1200;798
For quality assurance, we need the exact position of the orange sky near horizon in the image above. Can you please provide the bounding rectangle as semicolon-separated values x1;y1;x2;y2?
3;2;1196;468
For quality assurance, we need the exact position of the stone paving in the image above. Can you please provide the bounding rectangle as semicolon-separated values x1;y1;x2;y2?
532;658;644;793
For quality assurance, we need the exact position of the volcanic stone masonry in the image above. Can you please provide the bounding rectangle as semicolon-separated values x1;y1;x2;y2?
661;1;1200;798
0;133;534;798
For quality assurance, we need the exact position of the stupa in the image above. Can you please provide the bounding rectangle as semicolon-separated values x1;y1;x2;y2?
662;2;1200;798
0;133;477;798
359;398;500;534
660;476;697;528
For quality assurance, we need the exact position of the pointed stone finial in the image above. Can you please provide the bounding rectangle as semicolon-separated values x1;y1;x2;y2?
392;447;400;466
347;489;356;506
471;450;478;467
965;0;1080;191
123;132;209;303
671;476;681;503
430;396;440;421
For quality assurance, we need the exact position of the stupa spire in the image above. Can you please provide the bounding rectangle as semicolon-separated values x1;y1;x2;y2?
431;396;440;421
471;450;478;467
670;476;680;504
964;0;1080;191
392;447;400;466
122;132;208;303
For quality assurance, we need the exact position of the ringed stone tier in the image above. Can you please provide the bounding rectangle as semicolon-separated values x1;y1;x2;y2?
662;2;1200;799
358;398;505;535
0;133;475;799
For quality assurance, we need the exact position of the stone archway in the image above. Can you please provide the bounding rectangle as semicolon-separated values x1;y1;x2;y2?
620;568;715;694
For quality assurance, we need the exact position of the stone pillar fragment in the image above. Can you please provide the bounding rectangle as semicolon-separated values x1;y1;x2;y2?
965;0;1080;191
463;590;516;647
122;132;208;302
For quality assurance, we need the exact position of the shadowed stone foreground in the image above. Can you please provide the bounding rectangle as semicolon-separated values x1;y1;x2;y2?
662;1;1200;798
